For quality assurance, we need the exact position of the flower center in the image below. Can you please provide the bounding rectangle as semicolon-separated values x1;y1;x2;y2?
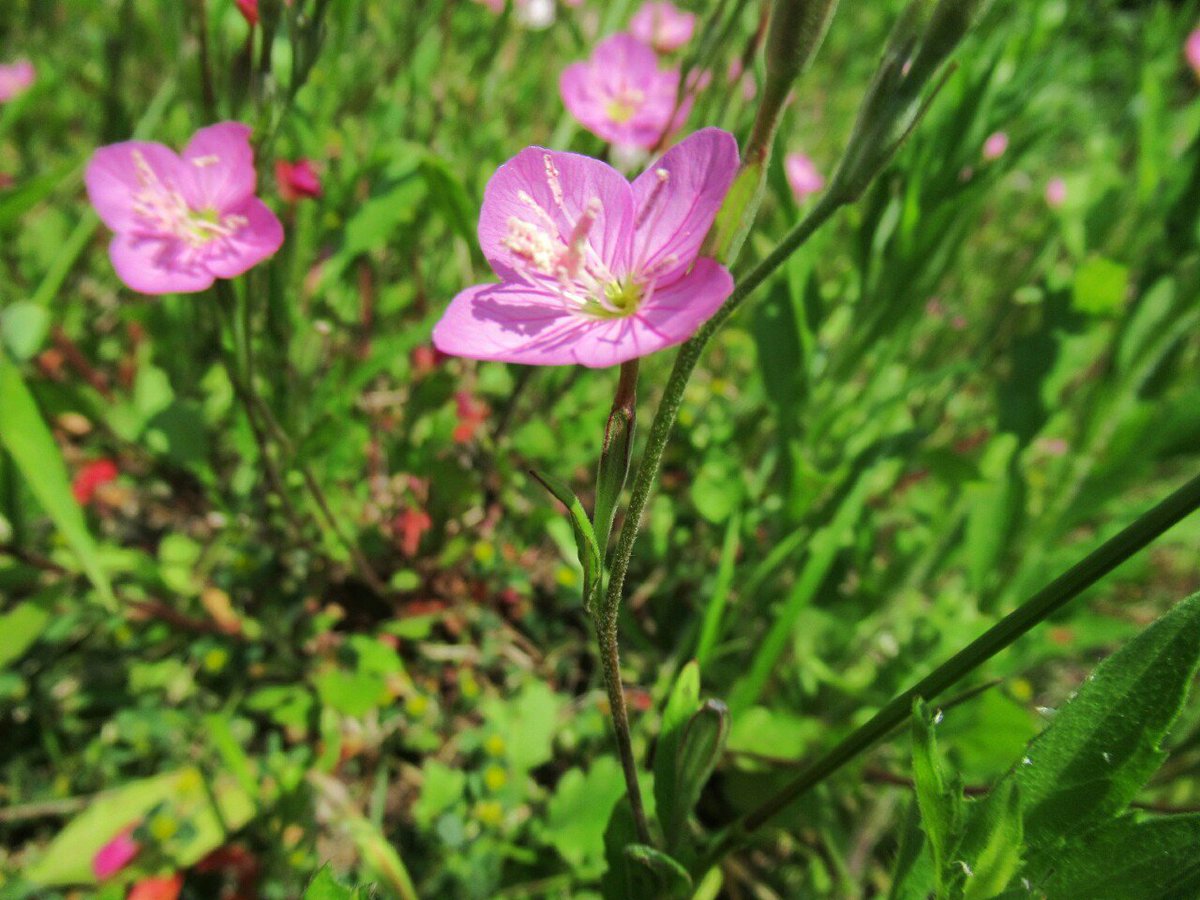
583;279;644;319
605;88;644;124
129;151;246;250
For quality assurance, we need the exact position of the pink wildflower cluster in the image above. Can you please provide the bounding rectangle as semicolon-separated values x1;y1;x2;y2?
433;128;738;367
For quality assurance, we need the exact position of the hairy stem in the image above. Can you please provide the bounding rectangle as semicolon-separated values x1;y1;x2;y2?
600;191;845;634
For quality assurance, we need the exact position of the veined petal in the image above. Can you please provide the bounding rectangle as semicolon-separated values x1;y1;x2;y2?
85;141;185;233
108;234;215;295
202;197;285;279
433;282;594;366
478;146;635;282
636;257;732;344
180;122;257;212
630;127;738;282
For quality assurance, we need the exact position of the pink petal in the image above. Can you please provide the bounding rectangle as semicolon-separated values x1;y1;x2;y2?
180;122;257;211
108;233;216;295
202;197;285;278
433;282;589;365
630;127;738;282
637;257;732;343
92;827;140;880
477;146;635;281
85;141;186;233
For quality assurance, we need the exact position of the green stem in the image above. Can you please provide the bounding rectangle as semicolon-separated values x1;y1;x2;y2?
708;469;1200;858
599;191;845;637
593;357;650;846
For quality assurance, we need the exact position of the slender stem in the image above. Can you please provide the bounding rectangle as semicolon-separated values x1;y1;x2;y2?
593;356;650;845
600;191;845;634
596;615;652;845
705;470;1200;860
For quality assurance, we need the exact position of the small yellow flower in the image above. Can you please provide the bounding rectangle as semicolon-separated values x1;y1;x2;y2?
483;734;506;758
474;800;504;827
483;764;508;792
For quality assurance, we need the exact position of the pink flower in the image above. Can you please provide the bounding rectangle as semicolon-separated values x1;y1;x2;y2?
630;2;696;53
560;33;692;149
1187;28;1200;77
432;128;738;368
275;158;322;202
86;122;284;295
1045;177;1067;208
235;0;258;25
982;131;1008;161
784;152;824;201
93;826;140;879
0;59;35;103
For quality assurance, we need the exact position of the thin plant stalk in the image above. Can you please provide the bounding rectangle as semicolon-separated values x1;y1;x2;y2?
701;469;1200;864
593;358;651;845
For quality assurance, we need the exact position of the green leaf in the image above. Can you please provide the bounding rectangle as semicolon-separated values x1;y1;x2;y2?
412;761;466;829
1071;255;1129;316
887;799;935;900
0;601;50;670
478;679;564;773
0;302;50;361
304;865;367;900
623;843;693;898
531;469;602;612
24;767;255;886
601;798;659;900
544;757;627;878
664;700;729;854
1041;813;1200;899
911;699;963;896
654;661;700;843
0;360;115;609
958;780;1023;900
1011;591;1200;850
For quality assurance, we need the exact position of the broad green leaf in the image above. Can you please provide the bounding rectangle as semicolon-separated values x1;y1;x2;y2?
0;601;50;669
654;661;700;843
531;469;602;612
412;761;466;829
24;767;255;886
544;757;626;878
1041;813;1200;899
1011;591;1200;850
663;700;729;854
478;680;564;773
911;699;963;896
959;780;1023;900
0;360;115;609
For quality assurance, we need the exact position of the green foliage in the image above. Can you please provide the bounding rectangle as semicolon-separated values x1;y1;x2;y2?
899;592;1200;898
3;0;1200;896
